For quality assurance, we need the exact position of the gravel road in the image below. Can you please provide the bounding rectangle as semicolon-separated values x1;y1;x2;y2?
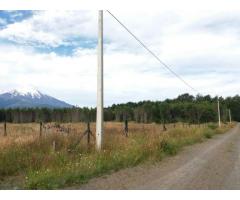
78;124;240;189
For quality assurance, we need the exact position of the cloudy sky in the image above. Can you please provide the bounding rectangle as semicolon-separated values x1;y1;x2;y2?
0;10;239;106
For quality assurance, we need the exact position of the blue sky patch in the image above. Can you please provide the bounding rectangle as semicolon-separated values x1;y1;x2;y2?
0;10;33;29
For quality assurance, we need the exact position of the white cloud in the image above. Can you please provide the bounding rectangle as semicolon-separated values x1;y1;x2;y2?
0;43;239;106
0;10;240;106
0;11;97;47
0;18;7;25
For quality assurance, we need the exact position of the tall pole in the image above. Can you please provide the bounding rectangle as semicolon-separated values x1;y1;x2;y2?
96;10;104;150
217;98;221;127
229;109;232;124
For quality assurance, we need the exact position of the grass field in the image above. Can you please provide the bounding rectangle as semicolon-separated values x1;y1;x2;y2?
0;121;234;189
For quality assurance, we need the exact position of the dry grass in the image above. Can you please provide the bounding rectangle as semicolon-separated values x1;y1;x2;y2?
0;121;234;189
0;122;185;150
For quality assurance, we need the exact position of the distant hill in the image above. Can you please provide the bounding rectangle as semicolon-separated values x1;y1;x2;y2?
0;88;72;108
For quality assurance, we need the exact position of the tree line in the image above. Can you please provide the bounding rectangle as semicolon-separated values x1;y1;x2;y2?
0;93;239;124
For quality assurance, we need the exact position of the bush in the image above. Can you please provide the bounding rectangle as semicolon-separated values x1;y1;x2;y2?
208;123;218;130
160;139;179;155
203;129;214;138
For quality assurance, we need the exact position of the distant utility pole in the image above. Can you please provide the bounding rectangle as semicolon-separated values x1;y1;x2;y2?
96;10;104;150
229;109;232;124
217;98;221;127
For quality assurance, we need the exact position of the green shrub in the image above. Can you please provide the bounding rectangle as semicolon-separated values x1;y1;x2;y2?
208;123;218;130
160;139;179;155
203;129;214;138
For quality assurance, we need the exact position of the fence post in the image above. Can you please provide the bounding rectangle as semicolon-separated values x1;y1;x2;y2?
4;121;7;136
124;119;128;137
162;121;167;131
87;122;90;144
40;122;42;137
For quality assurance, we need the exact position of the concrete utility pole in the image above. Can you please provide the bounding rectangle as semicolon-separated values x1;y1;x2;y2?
229;109;232;124
96;10;104;150
217;98;221;127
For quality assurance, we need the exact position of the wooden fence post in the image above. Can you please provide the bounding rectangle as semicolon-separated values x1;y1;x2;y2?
124;119;128;137
4;121;7;136
40;122;42;137
87;122;90;144
162;121;167;131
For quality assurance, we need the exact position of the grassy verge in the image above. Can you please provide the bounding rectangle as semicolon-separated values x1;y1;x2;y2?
0;122;234;189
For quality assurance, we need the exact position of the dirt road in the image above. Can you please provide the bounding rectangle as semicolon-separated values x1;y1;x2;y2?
79;124;240;189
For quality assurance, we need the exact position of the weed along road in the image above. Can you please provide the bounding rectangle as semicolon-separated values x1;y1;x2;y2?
79;123;240;189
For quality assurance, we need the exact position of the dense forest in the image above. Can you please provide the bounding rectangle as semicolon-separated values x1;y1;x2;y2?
0;93;239;124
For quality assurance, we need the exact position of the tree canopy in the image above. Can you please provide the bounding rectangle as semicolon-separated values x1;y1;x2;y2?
0;93;239;123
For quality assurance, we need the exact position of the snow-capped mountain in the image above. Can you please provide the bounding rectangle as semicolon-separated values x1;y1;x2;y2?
10;88;42;99
0;87;73;108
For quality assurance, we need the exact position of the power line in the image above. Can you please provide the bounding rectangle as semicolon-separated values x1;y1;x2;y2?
106;10;199;93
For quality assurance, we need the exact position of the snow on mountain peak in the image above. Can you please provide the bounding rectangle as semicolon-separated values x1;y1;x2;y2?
0;86;72;108
10;86;42;98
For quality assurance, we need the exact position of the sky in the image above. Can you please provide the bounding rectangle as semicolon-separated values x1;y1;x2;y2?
0;10;240;107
